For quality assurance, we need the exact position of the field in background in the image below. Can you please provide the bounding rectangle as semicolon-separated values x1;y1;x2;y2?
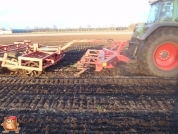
0;33;131;44
0;31;132;38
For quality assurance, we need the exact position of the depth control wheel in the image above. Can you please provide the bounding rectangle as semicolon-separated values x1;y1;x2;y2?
23;61;42;77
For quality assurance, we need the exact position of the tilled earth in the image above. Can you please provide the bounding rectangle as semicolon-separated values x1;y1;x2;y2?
0;34;178;134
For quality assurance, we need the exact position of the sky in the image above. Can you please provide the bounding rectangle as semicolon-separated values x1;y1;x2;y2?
0;0;150;29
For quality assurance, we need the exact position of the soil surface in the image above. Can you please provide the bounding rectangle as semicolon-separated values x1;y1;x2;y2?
0;34;178;134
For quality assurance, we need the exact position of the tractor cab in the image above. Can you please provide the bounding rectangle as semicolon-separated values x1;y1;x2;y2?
128;0;178;78
131;0;178;39
148;0;177;23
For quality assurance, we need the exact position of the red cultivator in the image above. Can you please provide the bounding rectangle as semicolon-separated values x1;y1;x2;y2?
75;40;130;76
0;39;130;77
0;40;65;76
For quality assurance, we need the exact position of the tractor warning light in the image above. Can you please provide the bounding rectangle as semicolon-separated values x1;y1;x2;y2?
102;62;107;67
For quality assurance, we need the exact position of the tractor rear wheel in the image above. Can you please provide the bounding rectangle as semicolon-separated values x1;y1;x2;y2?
137;28;178;77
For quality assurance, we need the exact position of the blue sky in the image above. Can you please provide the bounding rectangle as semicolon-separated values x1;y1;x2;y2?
0;0;150;29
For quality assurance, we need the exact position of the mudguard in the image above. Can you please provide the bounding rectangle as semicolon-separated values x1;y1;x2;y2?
139;22;178;41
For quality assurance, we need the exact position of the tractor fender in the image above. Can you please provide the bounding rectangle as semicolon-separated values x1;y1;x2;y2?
139;22;178;41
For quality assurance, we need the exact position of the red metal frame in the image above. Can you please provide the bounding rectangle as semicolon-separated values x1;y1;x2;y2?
0;39;130;76
0;40;65;72
0;40;31;54
77;40;130;74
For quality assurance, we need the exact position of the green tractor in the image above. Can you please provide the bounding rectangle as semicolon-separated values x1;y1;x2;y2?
129;0;178;77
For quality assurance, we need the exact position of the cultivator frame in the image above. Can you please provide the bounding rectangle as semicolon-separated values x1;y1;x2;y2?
0;39;130;77
0;40;65;76
76;40;130;76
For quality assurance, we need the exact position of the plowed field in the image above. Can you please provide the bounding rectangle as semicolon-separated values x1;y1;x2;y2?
0;34;178;134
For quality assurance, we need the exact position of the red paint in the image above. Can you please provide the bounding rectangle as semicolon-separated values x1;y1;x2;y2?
154;42;178;70
4;116;17;120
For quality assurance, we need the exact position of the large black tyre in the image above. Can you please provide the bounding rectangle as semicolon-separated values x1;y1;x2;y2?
137;27;178;77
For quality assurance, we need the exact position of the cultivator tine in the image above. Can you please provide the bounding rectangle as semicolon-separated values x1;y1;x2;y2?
74;68;87;77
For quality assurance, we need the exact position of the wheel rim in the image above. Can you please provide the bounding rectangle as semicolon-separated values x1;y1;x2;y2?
154;42;178;70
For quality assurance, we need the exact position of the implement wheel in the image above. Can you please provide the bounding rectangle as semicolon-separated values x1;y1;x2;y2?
137;27;178;77
23;61;42;77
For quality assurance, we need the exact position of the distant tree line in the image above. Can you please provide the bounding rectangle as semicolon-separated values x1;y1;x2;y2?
4;24;139;33
11;29;33;33
32;27;128;32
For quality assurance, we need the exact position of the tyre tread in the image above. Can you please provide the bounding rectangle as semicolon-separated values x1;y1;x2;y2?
137;27;178;77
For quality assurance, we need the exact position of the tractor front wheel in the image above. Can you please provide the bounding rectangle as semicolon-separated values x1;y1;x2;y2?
137;28;178;77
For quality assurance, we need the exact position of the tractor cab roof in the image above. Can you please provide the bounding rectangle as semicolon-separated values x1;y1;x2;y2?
149;0;159;4
149;0;174;4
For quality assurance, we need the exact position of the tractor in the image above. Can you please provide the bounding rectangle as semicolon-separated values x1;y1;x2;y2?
0;0;177;78
129;0;178;77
